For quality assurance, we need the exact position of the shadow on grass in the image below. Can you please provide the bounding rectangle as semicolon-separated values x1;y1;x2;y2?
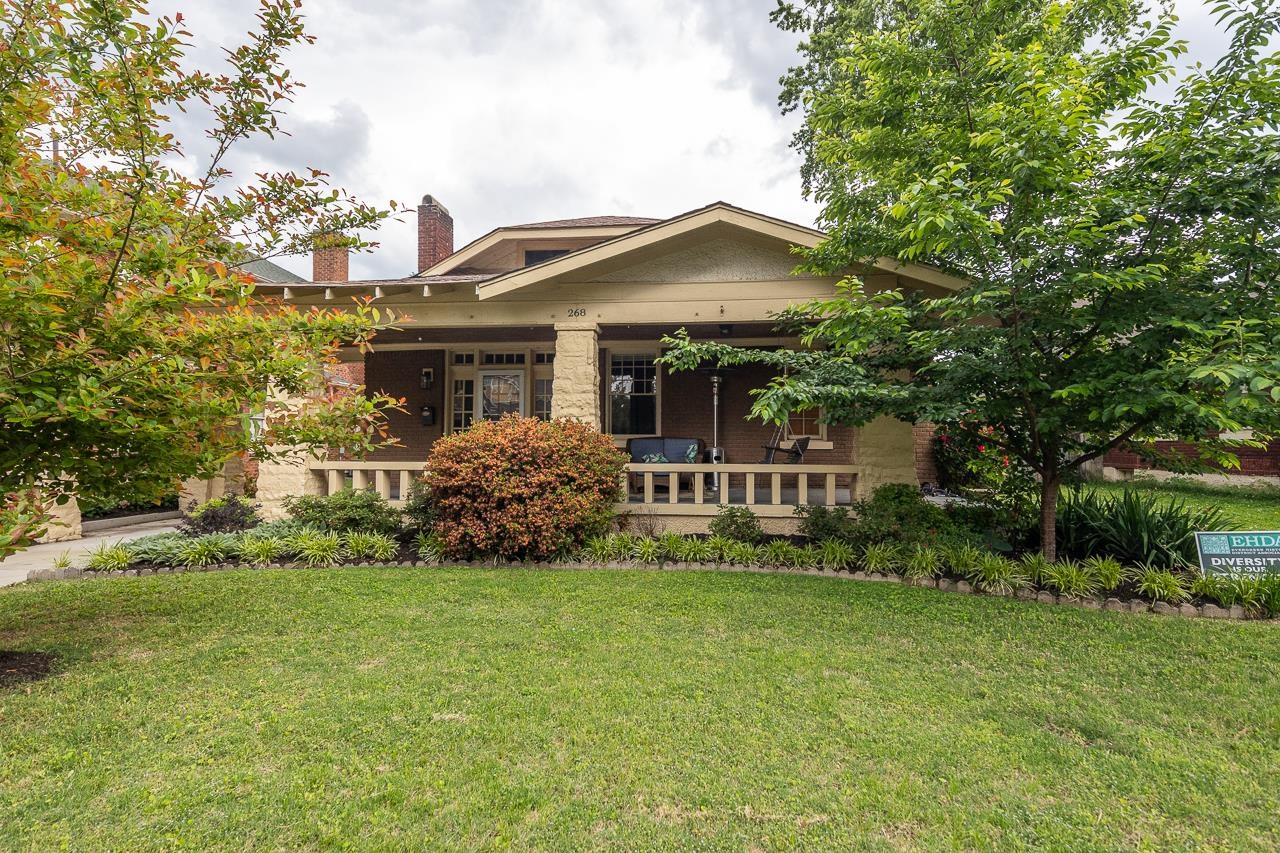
0;650;56;688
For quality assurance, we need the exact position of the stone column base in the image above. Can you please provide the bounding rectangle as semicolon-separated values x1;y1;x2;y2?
853;416;920;499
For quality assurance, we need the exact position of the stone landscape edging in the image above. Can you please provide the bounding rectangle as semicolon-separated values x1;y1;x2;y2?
22;560;1262;621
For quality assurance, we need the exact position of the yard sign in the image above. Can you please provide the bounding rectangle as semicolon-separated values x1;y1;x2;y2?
1195;532;1280;577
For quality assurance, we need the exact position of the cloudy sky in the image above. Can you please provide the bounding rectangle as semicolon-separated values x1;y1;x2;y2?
170;0;1237;281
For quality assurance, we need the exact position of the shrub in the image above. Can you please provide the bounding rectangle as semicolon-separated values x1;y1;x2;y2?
424;416;625;561
724;541;761;566
402;478;435;533
1039;559;1100;601
179;494;261;536
344;531;398;562
965;553;1028;595
583;535;613;563
794;505;857;542
705;535;734;563
1020;553;1053;586
708;505;764;545
609;534;638;562
844;484;975;551
1057;488;1230;568
761;539;795;568
85;543;131;572
1134;564;1191;604
247;519;315;539
285;489;402;535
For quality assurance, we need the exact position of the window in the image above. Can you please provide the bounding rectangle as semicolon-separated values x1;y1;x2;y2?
785;408;824;440
479;372;523;421
609;354;658;435
452;352;475;366
523;248;571;266
533;378;553;420
481;351;525;366
451;379;474;430
534;352;555;364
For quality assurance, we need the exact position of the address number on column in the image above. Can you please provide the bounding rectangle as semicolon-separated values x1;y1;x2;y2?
566;307;588;318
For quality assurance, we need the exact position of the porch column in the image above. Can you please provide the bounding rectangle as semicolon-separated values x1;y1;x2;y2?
254;387;327;520
36;488;81;543
852;415;919;499
551;322;601;428
178;455;246;508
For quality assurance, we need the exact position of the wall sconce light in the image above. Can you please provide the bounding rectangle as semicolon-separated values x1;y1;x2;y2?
419;367;434;390
420;404;436;427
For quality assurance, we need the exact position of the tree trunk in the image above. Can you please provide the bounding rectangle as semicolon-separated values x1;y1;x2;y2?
1040;473;1060;561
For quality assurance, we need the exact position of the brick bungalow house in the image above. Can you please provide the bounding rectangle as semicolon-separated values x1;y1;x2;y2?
247;196;962;530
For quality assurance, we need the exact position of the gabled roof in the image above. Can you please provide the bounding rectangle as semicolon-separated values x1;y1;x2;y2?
416;215;656;277
236;257;307;284
509;215;660;229
473;201;966;300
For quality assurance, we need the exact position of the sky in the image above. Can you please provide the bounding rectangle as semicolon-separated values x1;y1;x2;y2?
167;0;1238;281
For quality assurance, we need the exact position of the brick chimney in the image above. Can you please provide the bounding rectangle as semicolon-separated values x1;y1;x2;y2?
312;234;349;282
417;194;454;272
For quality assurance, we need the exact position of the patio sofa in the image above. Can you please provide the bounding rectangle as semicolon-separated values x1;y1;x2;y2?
625;437;705;493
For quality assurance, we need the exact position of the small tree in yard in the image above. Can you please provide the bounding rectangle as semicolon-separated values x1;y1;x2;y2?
0;1;404;557
663;0;1280;558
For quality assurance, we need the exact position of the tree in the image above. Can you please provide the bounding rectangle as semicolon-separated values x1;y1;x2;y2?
0;0;403;557
663;0;1280;558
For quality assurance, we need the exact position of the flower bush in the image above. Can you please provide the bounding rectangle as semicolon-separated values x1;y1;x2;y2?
423;416;626;561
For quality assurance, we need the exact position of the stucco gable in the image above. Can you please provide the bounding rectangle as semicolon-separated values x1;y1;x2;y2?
586;237;819;284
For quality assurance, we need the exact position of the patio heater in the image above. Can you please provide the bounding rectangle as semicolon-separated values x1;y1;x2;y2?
709;374;725;492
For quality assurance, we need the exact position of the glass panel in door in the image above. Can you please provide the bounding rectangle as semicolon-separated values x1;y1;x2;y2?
480;372;523;421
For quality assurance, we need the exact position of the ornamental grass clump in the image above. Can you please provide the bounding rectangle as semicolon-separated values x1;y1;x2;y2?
861;542;903;575
290;531;342;568
608;534;638;562
424;416;626;561
582;535;613;564
632;537;662;565
676;536;715;564
125;532;187;566
177;536;230;568
238;536;284;567
85;543;131;572
965;553;1028;596
657;532;685;563
903;545;942;580
415;532;445;563
1039;559;1101;601
343;531;398;563
1134;564;1190;604
760;539;796;569
818;539;857;572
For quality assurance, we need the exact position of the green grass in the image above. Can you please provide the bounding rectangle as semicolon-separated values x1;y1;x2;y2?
1086;478;1280;531
1;569;1278;850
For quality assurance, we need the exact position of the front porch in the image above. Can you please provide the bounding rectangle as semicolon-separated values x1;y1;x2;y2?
303;459;861;520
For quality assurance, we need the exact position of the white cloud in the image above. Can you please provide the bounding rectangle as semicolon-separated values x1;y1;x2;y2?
158;0;1244;280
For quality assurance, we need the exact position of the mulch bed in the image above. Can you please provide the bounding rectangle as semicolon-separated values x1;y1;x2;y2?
0;651;56;688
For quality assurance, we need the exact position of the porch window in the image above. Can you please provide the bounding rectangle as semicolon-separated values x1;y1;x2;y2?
451;379;475;430
609;354;657;435
533;378;553;420
785;408;825;441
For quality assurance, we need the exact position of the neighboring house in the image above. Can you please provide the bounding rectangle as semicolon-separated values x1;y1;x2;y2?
1102;436;1280;485
250;195;964;529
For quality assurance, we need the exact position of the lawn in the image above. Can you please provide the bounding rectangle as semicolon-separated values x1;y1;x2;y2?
1;569;1278;850
1086;478;1280;530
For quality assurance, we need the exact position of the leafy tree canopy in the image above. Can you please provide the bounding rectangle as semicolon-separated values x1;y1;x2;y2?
0;0;404;555
663;0;1280;557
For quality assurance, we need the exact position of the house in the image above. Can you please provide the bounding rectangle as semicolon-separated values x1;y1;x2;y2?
249;195;964;530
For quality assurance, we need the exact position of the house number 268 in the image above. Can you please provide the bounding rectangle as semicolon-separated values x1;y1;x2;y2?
566;307;588;318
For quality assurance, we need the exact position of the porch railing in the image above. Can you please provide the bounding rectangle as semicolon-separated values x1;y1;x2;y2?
308;461;427;505
305;460;861;517
620;462;860;517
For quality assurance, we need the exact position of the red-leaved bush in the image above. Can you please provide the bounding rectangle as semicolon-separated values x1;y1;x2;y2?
423;416;626;560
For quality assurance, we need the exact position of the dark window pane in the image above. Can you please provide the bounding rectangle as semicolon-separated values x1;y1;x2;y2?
611;394;656;435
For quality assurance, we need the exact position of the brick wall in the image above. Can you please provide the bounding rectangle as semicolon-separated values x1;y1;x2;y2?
1105;440;1280;477
914;422;939;485
657;363;856;465
362;349;446;461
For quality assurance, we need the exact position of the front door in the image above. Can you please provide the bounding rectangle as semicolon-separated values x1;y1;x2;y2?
479;371;524;421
